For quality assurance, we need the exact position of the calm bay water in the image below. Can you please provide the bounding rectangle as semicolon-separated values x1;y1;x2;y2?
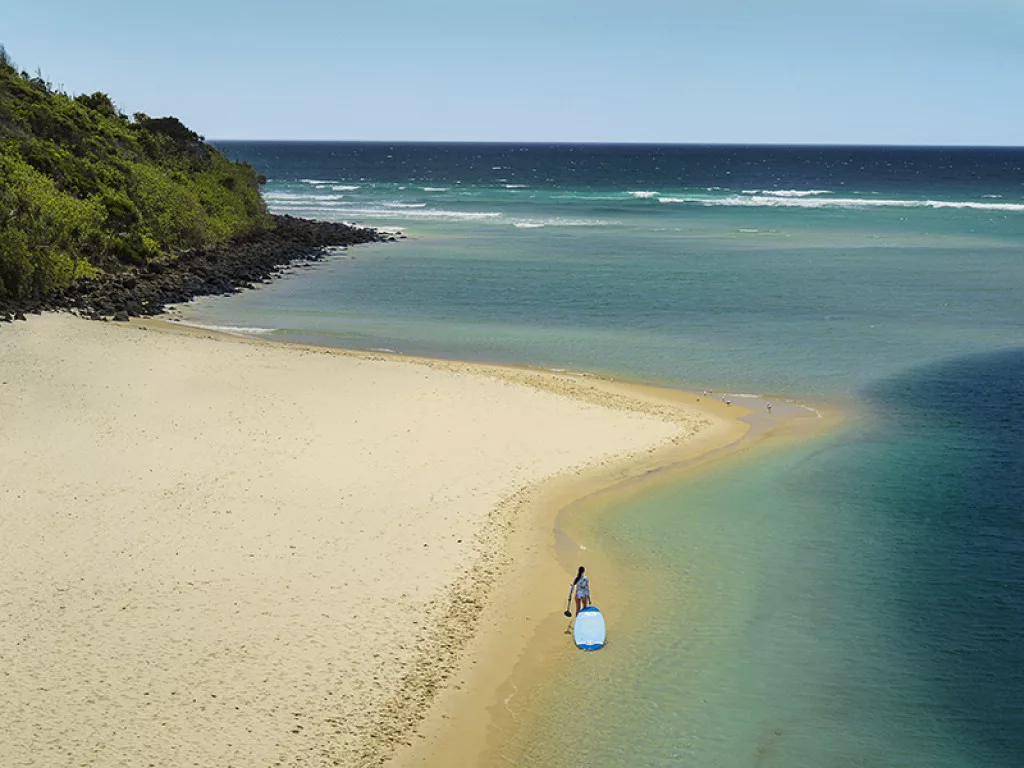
197;143;1024;766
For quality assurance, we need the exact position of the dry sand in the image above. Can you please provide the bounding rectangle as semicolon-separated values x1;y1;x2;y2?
0;313;730;767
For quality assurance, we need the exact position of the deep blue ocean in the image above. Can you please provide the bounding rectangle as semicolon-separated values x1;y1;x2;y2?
198;143;1024;767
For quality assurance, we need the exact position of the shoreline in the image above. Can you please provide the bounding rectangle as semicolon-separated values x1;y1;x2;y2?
388;372;841;768
145;318;843;767
142;317;760;767
0;313;840;768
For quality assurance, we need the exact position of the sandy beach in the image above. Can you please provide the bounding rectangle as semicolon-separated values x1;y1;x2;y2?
0;313;748;767
389;376;829;768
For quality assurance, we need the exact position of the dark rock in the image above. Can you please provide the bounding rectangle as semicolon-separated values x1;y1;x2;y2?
112;311;129;322
2;215;390;324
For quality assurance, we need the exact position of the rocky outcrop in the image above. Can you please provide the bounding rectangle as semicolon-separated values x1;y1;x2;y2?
0;215;394;322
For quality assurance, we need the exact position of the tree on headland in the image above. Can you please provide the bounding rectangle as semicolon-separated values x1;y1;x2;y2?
0;44;270;303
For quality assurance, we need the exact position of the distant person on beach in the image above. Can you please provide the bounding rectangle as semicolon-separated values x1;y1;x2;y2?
571;566;591;614
766;402;773;413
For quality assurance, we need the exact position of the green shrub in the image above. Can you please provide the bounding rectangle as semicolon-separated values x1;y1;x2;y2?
0;46;269;301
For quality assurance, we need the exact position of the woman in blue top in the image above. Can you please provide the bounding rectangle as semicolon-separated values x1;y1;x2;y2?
571;565;591;615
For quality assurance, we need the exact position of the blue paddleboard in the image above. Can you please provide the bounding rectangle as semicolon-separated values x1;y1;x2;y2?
573;606;606;650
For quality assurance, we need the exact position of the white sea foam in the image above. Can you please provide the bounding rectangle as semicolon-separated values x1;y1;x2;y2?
656;195;1024;212
423;187;449;192
505;183;528;189
383;202;428;208
925;200;1024;211
337;208;503;220
266;201;354;210
511;217;614;228
628;190;659;199
266;207;358;216
331;185;361;191
550;194;627;202
175;321;278;336
265;192;349;202
299;179;339;185
761;189;832;197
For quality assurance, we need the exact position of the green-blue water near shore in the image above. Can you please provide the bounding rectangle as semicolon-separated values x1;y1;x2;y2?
191;143;1024;766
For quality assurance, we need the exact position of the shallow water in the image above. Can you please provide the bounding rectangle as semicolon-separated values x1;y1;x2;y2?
194;143;1024;766
504;376;1023;767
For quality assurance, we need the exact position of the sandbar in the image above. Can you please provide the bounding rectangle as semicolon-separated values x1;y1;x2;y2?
0;313;745;767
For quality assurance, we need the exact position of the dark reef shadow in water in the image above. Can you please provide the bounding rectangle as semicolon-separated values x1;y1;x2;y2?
864;348;1024;766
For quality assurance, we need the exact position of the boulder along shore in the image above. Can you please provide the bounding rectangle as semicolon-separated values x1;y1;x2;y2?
0;214;391;322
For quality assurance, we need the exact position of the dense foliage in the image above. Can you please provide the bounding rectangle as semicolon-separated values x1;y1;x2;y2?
0;45;270;301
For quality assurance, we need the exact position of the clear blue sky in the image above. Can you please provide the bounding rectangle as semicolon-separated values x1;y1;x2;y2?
2;0;1021;145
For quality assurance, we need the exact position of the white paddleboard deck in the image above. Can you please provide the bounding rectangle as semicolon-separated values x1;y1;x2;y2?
573;606;606;650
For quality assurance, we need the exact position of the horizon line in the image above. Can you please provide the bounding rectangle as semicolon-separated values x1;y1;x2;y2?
208;138;1024;150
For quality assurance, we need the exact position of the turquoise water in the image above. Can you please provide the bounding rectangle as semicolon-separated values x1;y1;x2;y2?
511;351;1024;767
194;144;1024;766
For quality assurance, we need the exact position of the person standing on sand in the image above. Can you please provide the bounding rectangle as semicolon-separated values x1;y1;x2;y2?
571;566;591;615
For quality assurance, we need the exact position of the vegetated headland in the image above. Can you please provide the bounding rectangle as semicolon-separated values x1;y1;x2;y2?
0;44;390;322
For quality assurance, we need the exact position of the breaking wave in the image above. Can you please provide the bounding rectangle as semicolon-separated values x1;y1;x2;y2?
173;321;278;336
656;194;1024;212
742;189;832;197
336;208;502;220
511;217;614;228
265;192;349;202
